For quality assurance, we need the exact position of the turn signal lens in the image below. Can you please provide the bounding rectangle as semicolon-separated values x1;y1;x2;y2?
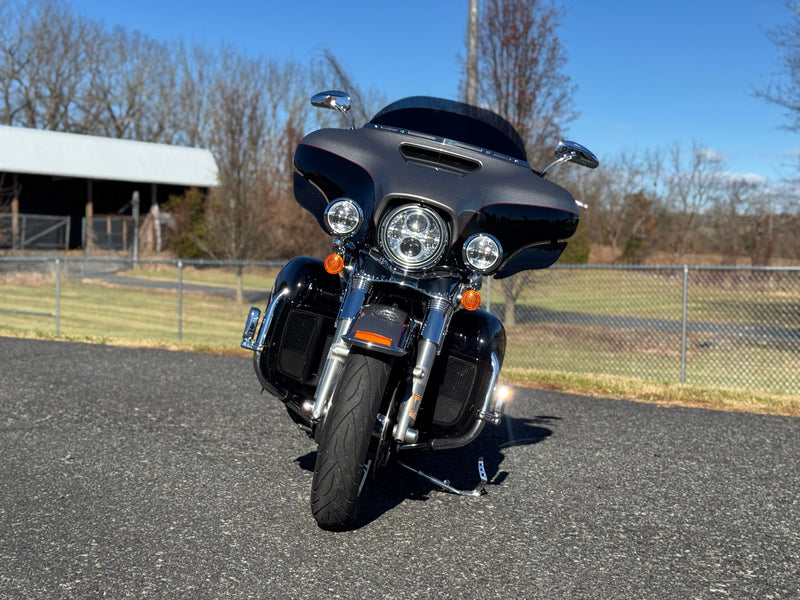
324;253;345;274
353;331;393;347
461;289;481;311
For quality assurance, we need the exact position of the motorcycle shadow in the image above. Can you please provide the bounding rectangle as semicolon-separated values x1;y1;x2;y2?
295;414;557;529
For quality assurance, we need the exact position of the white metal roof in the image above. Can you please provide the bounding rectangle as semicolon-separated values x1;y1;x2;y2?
0;125;218;187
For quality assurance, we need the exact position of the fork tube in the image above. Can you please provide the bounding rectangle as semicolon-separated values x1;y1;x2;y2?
309;275;371;421
393;297;454;443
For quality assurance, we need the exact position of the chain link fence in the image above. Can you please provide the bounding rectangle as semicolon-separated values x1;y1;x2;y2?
488;265;799;394
83;216;136;251
1;256;797;394
0;214;70;250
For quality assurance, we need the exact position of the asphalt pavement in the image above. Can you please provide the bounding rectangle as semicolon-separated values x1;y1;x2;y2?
1;336;798;599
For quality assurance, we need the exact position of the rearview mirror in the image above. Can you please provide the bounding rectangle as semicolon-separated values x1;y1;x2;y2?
555;140;599;169
540;140;599;177
310;90;355;130
311;90;351;112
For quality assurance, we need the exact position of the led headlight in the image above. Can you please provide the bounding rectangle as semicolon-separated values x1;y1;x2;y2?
323;198;363;236
379;205;448;270
463;233;502;273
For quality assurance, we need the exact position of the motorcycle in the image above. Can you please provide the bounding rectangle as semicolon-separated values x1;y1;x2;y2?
241;90;598;530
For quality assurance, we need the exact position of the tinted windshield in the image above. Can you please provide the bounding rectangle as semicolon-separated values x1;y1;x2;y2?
369;97;527;162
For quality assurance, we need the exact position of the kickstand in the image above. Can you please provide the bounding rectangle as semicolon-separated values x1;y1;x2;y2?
397;457;488;497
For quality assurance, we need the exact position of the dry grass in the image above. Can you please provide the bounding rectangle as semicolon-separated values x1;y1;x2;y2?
503;368;800;417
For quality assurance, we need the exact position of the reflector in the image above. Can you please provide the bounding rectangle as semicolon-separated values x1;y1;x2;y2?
353;330;393;346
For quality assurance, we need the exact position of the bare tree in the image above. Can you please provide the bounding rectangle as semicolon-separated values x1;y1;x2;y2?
465;0;577;326
756;1;800;136
660;143;725;261
309;49;387;127
0;0;96;130
469;0;577;166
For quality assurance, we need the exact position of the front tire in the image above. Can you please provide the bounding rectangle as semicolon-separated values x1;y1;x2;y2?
310;350;392;530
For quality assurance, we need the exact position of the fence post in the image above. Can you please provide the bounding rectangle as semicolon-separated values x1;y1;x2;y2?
680;264;689;384
55;257;61;334
177;259;183;342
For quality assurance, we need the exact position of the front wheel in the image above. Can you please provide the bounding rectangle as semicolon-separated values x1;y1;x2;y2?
310;350;392;530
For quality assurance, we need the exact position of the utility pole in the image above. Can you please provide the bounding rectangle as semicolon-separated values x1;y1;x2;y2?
466;0;479;106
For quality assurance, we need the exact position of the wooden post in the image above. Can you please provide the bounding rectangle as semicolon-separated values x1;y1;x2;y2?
85;180;94;250
11;173;19;252
11;196;19;252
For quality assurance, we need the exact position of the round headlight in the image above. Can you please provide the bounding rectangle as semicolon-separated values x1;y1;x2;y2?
379;205;448;270
463;234;502;273
323;198;363;236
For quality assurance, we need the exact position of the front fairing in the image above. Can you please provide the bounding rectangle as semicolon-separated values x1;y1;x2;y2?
293;101;579;277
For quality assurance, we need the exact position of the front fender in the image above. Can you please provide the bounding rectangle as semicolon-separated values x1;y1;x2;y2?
341;304;415;357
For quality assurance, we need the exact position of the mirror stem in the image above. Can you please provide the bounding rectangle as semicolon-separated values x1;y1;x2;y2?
539;154;574;179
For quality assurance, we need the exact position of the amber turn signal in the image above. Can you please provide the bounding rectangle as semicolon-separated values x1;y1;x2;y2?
324;253;345;274
461;289;481;311
353;330;393;347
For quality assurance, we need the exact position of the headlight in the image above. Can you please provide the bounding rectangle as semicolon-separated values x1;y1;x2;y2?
323;198;363;236
379;205;448;270
462;233;502;273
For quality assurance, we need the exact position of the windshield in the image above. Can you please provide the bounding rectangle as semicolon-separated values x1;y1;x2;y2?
368;97;527;162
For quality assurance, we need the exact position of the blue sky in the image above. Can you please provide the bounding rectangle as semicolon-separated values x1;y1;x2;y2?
69;0;797;184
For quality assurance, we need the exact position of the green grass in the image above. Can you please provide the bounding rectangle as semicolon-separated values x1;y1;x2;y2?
489;268;800;326
0;278;257;350
121;263;281;290
1;273;798;417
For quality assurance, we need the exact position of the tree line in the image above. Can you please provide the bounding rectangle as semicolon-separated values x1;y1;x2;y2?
0;0;383;263
465;0;799;267
1;0;798;268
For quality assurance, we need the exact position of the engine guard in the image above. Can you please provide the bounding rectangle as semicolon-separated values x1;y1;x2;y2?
243;256;342;403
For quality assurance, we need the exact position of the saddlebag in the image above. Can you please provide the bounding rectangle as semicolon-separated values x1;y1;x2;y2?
253;257;342;402
416;308;506;438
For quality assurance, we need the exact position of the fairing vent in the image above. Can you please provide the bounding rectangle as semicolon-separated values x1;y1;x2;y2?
400;144;481;175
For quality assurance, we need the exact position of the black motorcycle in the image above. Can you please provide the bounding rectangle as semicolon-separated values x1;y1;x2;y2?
241;91;598;530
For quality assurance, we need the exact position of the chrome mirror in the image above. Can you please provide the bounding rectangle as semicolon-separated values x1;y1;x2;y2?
311;90;355;129
540;140;599;177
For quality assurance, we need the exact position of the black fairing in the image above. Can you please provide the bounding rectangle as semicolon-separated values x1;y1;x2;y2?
293;96;579;276
369;96;527;160
416;308;506;439
254;257;342;403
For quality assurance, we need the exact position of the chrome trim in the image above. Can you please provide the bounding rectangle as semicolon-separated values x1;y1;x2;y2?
242;288;289;352
399;351;503;452
254;288;289;352
378;204;449;271
310;276;372;422
240;307;261;350
364;122;530;167
462;233;503;274
478;353;505;425
323;198;363;236
247;288;291;399
393;297;455;443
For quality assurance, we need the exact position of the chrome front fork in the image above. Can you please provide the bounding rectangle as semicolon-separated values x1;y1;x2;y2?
393;297;454;444
304;275;372;422
305;276;456;444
